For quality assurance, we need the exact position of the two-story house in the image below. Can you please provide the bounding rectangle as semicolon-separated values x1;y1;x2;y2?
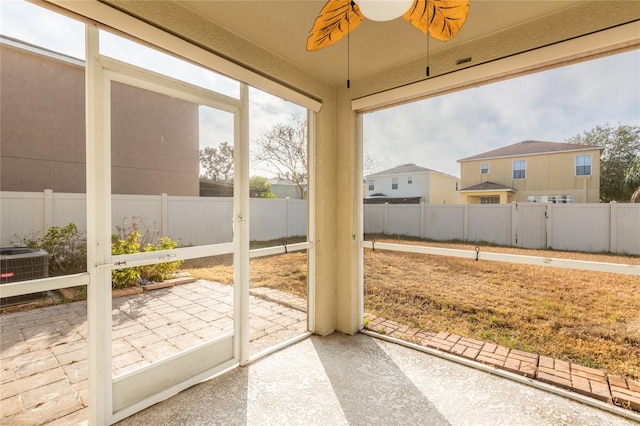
364;164;460;204
457;140;604;204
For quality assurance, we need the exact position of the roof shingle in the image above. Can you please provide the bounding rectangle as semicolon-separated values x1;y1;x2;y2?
458;140;603;162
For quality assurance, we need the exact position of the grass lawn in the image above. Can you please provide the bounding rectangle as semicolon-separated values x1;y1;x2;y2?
180;237;308;299
364;237;640;380
180;236;639;379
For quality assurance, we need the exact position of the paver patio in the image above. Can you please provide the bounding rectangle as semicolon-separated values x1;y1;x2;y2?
0;281;307;425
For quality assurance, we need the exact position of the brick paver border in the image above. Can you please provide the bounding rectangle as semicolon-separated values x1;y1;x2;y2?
364;313;640;414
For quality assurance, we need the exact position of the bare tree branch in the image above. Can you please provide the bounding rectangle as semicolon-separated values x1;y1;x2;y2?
253;116;307;199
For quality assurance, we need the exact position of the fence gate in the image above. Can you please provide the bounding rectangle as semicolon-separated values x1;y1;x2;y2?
515;203;547;249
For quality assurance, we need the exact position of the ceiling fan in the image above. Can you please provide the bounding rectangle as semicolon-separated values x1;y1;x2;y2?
306;0;470;52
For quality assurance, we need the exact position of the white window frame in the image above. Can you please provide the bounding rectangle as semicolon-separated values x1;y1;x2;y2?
369;179;375;191
392;177;398;190
576;154;592;176
408;176;413;184
513;160;526;179
480;196;500;204
481;163;489;174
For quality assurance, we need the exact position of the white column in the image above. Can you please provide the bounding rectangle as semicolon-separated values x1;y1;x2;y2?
234;84;250;365
85;25;113;425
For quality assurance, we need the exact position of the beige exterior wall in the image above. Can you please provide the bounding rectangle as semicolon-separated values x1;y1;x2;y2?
459;149;602;203
460;192;512;204
0;43;199;196
427;173;461;204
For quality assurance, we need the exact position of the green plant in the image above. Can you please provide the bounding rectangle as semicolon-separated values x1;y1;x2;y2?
16;223;87;277
111;231;142;289
139;237;183;282
111;217;183;288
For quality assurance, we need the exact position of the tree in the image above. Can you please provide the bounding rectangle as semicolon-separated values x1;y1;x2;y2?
249;176;275;198
200;142;234;182
363;152;385;177
566;123;640;202
253;115;307;199
625;157;640;202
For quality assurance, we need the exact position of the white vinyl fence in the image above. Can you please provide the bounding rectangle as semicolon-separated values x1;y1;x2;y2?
364;202;640;255
1;190;307;246
2;191;639;255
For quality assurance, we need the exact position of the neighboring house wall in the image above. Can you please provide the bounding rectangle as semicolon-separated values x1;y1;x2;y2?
427;173;461;204
0;39;200;196
459;145;602;203
268;178;302;199
365;169;459;204
0;42;86;193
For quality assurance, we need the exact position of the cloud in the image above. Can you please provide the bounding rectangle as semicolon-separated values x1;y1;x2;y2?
364;50;640;176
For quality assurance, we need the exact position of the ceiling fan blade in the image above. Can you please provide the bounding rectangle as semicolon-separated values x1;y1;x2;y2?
307;0;364;52
403;0;470;41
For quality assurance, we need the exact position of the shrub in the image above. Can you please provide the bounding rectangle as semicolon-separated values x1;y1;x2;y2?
16;223;87;277
111;217;183;288
139;237;182;282
13;218;182;289
111;231;142;289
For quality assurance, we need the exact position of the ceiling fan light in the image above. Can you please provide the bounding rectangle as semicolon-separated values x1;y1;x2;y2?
354;0;413;22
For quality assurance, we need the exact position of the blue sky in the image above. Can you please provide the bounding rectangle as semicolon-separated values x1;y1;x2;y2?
2;0;639;178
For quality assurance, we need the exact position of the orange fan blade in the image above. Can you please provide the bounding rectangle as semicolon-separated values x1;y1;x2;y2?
403;0;469;41
306;0;364;52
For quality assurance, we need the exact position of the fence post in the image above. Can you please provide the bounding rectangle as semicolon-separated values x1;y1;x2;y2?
44;189;54;231
511;202;518;247
383;202;389;235
463;203;469;242
545;203;553;249
420;202;426;239
286;197;291;238
609;201;617;254
161;193;168;237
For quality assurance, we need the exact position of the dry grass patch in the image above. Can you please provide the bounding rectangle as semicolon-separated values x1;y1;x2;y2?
364;238;640;379
180;238;308;300
179;236;639;379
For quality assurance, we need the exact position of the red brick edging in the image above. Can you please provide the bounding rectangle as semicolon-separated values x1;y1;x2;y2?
364;313;639;413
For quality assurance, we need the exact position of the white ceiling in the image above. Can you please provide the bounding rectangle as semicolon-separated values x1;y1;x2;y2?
176;1;582;84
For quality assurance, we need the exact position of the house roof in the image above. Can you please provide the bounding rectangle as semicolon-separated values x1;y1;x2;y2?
366;163;448;178
458;182;517;192
457;140;604;162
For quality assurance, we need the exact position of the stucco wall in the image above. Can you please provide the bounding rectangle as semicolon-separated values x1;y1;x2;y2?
0;44;86;193
428;173;461;204
459;149;602;203
0;43;200;196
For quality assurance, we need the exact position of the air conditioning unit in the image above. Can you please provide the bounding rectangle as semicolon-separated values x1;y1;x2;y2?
1;247;49;307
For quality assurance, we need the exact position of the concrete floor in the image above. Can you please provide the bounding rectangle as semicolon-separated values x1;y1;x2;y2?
116;333;635;426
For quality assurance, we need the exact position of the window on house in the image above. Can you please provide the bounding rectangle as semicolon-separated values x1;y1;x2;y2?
408;176;413;184
481;163;489;174
368;180;375;191
576;155;591;176
549;195;574;204
528;195;548;203
513;160;526;179
392;177;398;190
480;196;500;204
